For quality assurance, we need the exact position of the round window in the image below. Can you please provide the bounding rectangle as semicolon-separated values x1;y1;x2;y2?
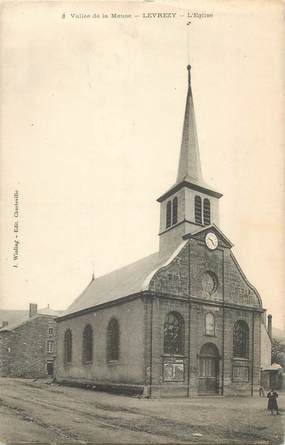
202;271;218;295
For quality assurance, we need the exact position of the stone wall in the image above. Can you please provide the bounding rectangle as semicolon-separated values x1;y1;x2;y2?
0;316;57;378
146;234;262;396
144;297;262;397
56;298;145;387
0;331;12;376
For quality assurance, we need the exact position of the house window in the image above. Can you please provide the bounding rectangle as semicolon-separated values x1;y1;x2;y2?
205;312;215;336
107;318;120;361
203;199;211;225
195;196;202;224
82;324;93;364
172;197;178;225
64;329;72;364
164;312;184;355
48;327;54;335
233;320;249;358
47;340;54;353
166;201;172;228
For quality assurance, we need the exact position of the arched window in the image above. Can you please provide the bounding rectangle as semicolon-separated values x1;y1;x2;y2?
107;318;120;361
166;201;172;228
195;196;202;224
203;199;211;225
200;343;219;359
233;320;249;358
172;197;178;225
82;324;93;363
205;312;215;336
64;329;72;364
164;312;184;354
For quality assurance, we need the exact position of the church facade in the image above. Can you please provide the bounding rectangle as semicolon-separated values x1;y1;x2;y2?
56;65;267;397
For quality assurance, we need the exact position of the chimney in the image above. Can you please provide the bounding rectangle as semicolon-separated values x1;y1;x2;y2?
267;314;272;340
2;321;8;327
29;303;38;318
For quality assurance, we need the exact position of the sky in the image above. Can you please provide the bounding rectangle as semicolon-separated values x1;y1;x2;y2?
0;1;284;330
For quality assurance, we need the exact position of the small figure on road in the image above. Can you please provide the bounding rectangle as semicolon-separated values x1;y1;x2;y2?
267;389;279;415
258;385;265;397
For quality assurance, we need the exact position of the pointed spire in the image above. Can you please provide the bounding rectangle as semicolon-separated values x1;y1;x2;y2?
176;65;203;184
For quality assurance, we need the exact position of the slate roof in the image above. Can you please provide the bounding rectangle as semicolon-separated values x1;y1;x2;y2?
272;327;285;340
38;307;63;317
0;315;38;332
0;307;62;332
0;310;28;325
176;65;203;185
64;242;188;316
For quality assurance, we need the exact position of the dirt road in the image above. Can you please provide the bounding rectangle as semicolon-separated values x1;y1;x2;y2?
0;378;284;444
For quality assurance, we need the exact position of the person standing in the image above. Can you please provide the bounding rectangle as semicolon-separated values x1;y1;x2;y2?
267;389;279;415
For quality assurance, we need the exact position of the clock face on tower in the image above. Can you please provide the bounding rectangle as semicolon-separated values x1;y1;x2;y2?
205;232;218;250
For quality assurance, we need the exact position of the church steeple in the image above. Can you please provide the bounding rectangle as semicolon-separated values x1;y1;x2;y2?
176;65;203;185
157;65;223;256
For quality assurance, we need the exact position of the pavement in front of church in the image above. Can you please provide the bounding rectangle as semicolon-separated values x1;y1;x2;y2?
0;378;283;444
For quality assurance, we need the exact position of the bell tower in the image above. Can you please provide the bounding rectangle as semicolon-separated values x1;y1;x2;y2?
158;65;223;256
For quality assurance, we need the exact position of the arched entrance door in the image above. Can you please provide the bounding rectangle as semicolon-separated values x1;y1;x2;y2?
199;343;220;394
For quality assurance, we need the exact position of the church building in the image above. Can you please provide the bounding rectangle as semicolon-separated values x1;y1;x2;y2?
56;65;268;397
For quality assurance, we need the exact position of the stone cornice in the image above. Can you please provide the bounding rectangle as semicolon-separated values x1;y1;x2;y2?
157;180;223;203
57;290;264;322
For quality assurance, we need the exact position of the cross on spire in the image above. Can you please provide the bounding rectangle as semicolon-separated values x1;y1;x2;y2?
187;64;191;85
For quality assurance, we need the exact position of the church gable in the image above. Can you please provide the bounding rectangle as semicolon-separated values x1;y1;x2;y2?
190;241;223;302
147;227;262;309
224;252;261;308
184;226;261;308
148;244;189;297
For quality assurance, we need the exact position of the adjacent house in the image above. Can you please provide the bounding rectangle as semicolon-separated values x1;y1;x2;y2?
0;303;61;378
